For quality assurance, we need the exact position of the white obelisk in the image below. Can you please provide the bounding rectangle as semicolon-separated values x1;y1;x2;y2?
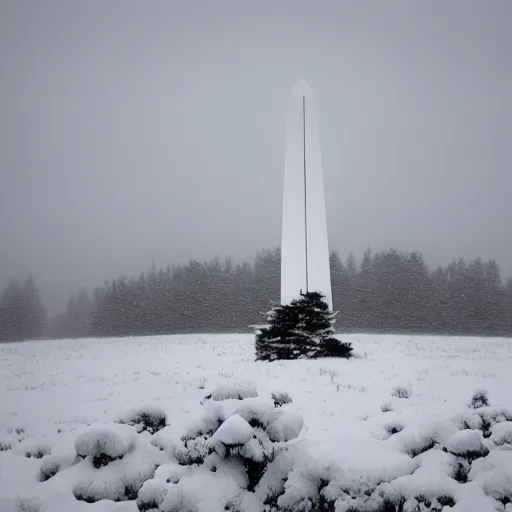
281;79;332;310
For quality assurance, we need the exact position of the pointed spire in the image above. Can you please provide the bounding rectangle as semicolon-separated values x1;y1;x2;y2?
291;78;314;98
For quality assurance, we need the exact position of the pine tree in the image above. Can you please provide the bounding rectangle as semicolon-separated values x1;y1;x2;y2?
0;279;24;341
22;275;45;340
255;291;352;361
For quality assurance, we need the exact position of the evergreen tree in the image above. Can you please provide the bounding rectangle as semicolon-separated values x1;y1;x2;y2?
0;279;24;341
22;275;45;339
255;291;352;361
0;276;45;341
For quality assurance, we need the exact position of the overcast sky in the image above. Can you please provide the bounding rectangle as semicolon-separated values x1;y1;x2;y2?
1;0;511;314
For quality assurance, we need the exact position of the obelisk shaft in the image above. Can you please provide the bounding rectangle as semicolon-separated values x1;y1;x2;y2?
281;79;332;310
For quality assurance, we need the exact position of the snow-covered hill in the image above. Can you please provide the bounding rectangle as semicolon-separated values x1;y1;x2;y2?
0;334;511;511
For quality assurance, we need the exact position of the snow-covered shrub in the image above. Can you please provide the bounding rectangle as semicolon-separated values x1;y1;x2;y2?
0;441;11;451
444;429;489;462
276;462;344;512
384;422;405;436
469;451;512;508
118;405;168;434
209;414;269;491
490;421;512;447
38;457;60;482
136;478;168;511
398;433;437;458
376;454;459;512
73;457;158;503
272;391;293;408
206;402;302;492
73;479;123;503
381;403;393;413
448;458;470;483
391;385;411;399
453;407;512;439
138;392;304;510
15;497;42;512
204;381;258;402
38;453;78;482
75;423;135;468
67;421;164;504
150;432;176;459
255;291;352;362
469;389;490;409
24;443;51;459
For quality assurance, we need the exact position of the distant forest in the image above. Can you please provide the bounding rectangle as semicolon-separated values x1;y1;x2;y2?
1;247;512;342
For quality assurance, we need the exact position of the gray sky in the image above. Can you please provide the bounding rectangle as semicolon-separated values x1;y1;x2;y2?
1;0;511;314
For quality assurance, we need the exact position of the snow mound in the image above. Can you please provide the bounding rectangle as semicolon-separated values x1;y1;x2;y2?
490;421;512;447
204;380;258;402
266;409;304;442
276;437;417;510
182;402;225;441
158;465;246;512
38;453;78;481
136;478;169;511
391;429;437;458
118;405;168;434
469;451;512;506
73;455;158;503
209;414;253;448
383;421;405;438
22;443;51;459
151;429;177;457
233;397;277;427
75;423;136;467
445;429;489;460
9;497;42;512
453;406;512;438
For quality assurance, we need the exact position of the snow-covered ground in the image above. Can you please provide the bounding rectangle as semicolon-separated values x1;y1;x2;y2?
1;334;511;511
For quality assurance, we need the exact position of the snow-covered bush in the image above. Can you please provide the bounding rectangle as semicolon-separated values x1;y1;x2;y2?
469;451;512;508
490;421;512;447
24;443;51;459
15;497;42;512
38;453;78;482
453;407;512;439
448;457;470;483
73;457;158;503
255;291;352;362
75;423;135;468
396;432;437;458
391;385;411;399
272;391;293;408
444;429;489;462
204;381;258;402
384;421;405;437
0;441;11;451
469;389;490;409
118;405;168;434
381;403;393;413
136;390;304;510
136;478;169;511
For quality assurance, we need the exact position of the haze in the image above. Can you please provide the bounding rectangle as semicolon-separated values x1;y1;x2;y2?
1;1;511;315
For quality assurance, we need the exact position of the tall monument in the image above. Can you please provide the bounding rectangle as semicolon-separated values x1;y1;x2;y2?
281;79;333;310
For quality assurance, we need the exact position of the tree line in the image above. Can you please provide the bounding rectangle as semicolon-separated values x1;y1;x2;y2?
1;247;512;342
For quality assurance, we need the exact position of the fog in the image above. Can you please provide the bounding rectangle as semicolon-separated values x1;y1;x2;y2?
1;0;511;314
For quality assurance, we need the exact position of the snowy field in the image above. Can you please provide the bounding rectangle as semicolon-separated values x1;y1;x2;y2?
1;334;512;511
